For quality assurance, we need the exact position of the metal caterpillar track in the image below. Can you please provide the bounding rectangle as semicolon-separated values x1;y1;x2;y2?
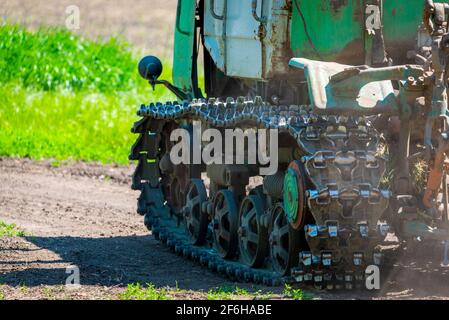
130;97;391;289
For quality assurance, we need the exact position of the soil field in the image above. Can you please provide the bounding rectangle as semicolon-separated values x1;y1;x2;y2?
2;0;449;301
1;158;449;300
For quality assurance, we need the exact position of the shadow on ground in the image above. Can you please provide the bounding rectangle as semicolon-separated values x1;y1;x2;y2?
0;235;229;291
3;235;449;299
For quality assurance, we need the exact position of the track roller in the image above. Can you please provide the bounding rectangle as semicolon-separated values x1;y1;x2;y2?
269;203;301;276
212;190;239;259
183;179;209;245
238;194;269;267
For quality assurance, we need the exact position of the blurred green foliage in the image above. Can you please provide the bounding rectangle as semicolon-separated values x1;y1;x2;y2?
0;23;177;164
0;24;141;92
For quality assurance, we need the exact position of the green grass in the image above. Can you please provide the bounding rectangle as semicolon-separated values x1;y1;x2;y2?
117;283;309;301
283;284;313;300
0;23;177;164
0;221;26;237
0;83;173;164
0;24;140;92
119;283;171;300
411;158;428;194
207;286;251;300
19;283;29;294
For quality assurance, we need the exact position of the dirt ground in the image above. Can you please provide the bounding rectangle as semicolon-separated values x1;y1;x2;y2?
1;157;449;300
0;157;225;300
1;0;177;57
2;1;449;300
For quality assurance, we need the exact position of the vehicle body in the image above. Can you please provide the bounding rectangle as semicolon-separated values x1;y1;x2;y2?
130;0;449;288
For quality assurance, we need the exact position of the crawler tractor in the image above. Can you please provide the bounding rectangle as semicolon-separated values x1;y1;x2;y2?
130;0;449;289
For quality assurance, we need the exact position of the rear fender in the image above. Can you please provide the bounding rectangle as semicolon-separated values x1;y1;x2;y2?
289;58;424;115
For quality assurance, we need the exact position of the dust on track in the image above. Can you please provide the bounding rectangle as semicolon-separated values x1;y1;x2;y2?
0;157;449;300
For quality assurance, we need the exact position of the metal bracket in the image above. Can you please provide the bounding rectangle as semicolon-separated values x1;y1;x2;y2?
152;79;188;101
209;0;226;20
252;0;267;24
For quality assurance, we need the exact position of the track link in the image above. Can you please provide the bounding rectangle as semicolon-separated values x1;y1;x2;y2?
130;97;390;288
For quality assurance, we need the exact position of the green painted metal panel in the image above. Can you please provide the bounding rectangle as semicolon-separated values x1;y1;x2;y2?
173;0;196;92
383;0;447;40
290;0;364;64
290;0;449;64
382;0;449;61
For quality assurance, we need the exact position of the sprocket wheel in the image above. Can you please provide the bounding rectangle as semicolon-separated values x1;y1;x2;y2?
183;179;209;245
283;160;308;230
238;194;269;268
212;190;239;259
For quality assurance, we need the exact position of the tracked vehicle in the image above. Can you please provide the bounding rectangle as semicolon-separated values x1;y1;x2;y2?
130;0;449;289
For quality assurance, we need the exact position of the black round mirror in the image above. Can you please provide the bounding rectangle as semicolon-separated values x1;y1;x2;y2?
138;56;163;81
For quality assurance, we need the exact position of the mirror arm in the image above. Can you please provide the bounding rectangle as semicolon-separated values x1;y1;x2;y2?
151;79;188;101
